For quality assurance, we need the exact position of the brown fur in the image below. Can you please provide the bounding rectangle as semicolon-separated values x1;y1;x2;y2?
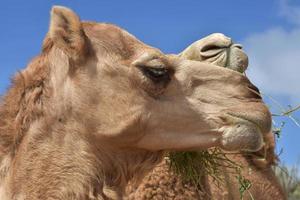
0;6;273;200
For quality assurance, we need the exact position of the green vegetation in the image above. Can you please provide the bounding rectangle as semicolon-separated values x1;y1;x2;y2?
168;149;227;188
167;149;252;199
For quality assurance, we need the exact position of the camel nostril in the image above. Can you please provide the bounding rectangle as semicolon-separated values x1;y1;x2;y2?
232;44;243;49
200;44;222;52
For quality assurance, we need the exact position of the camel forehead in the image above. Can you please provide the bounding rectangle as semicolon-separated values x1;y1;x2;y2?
82;22;150;59
83;22;126;40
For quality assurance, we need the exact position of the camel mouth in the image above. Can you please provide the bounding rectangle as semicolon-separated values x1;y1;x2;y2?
226;110;271;135
247;84;262;99
175;124;264;152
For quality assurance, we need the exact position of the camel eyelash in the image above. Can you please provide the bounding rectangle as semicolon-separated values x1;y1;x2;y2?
138;65;171;84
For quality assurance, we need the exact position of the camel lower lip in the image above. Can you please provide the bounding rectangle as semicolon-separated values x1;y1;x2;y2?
219;123;263;152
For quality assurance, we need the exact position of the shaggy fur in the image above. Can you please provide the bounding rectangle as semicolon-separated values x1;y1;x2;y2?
0;6;272;200
125;135;286;200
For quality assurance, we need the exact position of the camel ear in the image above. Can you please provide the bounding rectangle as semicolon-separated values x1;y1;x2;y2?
49;6;87;62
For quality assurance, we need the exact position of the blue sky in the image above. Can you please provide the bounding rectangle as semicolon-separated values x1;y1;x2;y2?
0;0;299;166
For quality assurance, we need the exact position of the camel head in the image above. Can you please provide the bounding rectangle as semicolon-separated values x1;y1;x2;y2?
45;6;270;153
179;33;277;167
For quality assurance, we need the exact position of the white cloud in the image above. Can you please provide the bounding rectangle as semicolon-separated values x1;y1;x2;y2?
243;1;300;106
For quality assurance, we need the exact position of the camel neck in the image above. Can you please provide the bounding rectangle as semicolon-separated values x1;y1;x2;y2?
4;118;163;199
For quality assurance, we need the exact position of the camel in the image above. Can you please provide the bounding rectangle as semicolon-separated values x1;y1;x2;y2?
0;6;272;200
125;34;286;200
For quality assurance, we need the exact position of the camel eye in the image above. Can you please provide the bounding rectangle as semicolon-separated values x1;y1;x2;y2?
140;66;170;83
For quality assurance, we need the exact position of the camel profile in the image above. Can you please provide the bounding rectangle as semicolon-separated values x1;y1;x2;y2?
0;6;272;199
126;34;286;200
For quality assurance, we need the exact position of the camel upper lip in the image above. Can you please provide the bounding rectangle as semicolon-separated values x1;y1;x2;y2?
225;112;265;134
